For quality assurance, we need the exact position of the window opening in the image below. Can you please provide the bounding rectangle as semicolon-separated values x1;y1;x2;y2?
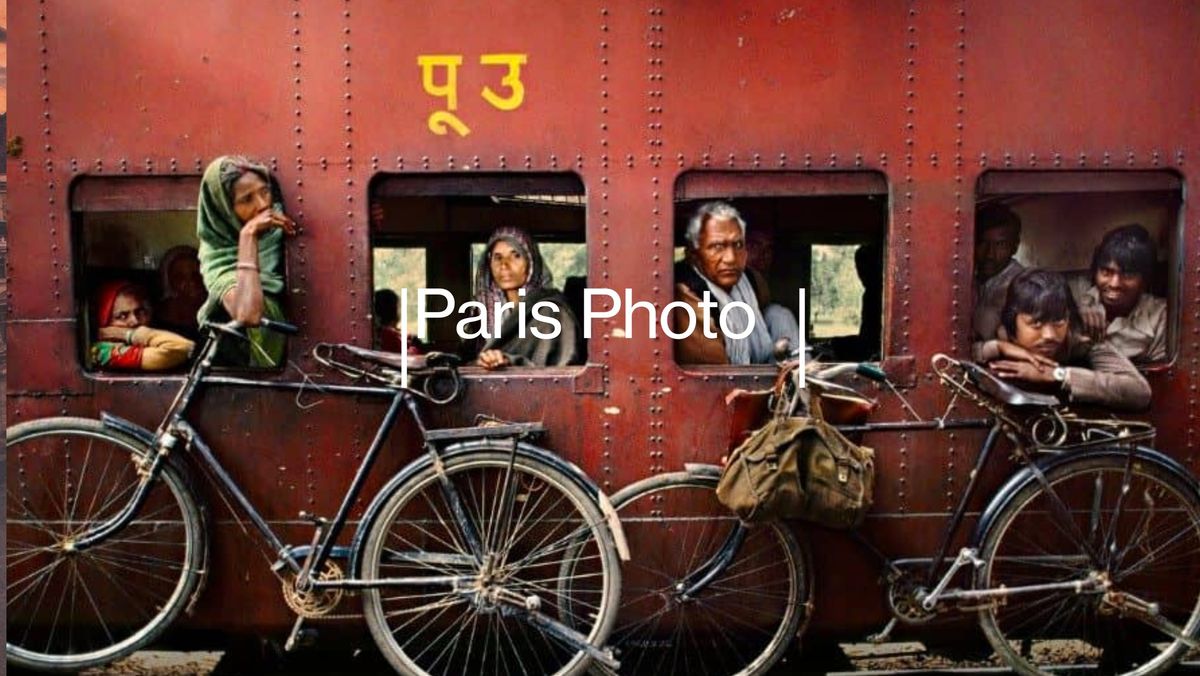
973;171;1182;367
369;173;587;368
672;171;889;366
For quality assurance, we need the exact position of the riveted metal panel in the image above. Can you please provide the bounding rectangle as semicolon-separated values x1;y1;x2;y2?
966;1;1200;154
7;0;1200;645
348;2;603;164
38;2;299;159
655;1;908;157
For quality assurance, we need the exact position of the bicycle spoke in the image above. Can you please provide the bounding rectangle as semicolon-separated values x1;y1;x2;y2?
364;454;616;676
980;460;1200;675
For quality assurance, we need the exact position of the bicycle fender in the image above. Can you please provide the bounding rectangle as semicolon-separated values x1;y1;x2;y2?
99;412;212;616
100;412;157;445
971;445;1200;548
683;463;722;479
349;439;630;578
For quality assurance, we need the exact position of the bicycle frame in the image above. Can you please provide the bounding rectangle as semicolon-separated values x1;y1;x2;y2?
72;330;493;591
684;371;1161;618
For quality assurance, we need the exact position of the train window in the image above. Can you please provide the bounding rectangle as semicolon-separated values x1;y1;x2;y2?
973;171;1183;367
672;171;889;367
369;173;588;367
373;247;428;342
811;245;866;339
71;176;213;374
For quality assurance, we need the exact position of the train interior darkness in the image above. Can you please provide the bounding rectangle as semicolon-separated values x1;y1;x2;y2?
369;173;587;360
72;176;203;373
975;171;1182;366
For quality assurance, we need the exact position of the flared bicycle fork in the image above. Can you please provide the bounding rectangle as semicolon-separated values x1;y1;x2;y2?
69;430;182;552
430;435;621;671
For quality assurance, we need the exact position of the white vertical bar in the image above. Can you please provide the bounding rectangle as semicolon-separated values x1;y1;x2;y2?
401;287;409;387
797;288;806;389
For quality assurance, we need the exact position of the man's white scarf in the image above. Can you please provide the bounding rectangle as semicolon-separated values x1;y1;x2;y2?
695;266;774;364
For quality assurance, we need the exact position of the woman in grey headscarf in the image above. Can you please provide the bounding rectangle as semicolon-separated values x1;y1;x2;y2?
473;227;581;370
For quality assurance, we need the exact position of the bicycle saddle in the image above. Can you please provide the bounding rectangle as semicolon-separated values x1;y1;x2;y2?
338;345;461;372
962;361;1061;408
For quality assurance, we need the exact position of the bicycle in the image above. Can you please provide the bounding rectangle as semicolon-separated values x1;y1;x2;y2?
6;318;627;675
607;353;1200;675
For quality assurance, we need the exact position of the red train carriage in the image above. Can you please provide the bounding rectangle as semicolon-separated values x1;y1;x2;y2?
6;0;1200;671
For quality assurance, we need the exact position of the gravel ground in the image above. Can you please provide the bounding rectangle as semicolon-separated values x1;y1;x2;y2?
63;644;1200;675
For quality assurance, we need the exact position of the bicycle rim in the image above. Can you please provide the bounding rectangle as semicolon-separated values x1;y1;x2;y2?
977;453;1200;675
609;472;810;676
6;418;204;672
361;451;620;676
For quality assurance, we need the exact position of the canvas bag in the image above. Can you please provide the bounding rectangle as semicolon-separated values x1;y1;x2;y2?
716;394;876;528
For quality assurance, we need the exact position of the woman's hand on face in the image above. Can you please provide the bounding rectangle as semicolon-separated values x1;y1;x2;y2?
476;349;511;370
242;209;298;238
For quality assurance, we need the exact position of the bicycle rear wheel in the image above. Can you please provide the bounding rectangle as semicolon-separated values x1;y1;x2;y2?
6;417;206;672
608;470;811;676
360;449;620;676
976;451;1200;675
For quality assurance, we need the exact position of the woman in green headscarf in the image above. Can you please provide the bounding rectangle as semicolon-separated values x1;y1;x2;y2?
196;156;297;366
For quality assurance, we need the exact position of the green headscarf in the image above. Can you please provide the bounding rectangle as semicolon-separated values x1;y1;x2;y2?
196;156;287;366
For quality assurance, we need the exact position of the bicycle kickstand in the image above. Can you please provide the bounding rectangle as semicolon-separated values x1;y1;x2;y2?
866;618;897;644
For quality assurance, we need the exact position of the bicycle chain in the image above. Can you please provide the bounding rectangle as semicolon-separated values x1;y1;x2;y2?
281;561;355;619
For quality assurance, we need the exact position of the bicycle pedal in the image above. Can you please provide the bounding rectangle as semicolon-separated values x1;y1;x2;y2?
284;626;319;652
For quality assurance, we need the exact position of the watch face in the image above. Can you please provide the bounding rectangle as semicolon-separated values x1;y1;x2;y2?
1053;367;1067;382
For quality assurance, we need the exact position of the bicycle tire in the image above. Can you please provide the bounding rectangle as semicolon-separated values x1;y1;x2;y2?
976;450;1200;675
360;449;621;676
6;417;206;672
607;470;811;676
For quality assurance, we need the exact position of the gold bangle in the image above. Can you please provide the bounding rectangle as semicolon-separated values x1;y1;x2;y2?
236;262;259;272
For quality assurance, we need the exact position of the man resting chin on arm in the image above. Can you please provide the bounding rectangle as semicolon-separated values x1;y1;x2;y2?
974;268;1150;412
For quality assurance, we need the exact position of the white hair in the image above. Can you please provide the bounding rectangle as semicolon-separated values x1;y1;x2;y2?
686;201;747;248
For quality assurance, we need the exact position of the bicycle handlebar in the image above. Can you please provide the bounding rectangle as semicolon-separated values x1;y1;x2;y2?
259;317;299;335
201;318;299;339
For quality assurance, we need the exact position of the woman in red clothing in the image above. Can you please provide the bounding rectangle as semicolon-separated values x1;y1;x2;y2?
90;281;195;371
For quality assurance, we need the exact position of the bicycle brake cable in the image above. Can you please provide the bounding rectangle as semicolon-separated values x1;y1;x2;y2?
286;358;329;410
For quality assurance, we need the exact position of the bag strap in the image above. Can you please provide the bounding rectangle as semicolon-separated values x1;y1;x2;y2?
808;389;825;422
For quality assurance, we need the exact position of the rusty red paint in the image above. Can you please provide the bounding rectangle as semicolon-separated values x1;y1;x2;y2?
7;0;1200;645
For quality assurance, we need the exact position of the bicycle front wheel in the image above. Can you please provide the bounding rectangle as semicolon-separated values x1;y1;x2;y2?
977;451;1200;675
360;449;621;676
608;471;811;676
6;417;206;672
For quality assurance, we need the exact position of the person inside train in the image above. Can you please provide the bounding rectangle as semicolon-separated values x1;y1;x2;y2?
974;268;1150;411
825;242;884;361
1069;224;1167;364
473;226;581;370
373;288;424;354
155;245;207;341
972;203;1024;342
196;156;297;367
673;201;797;364
743;225;801;352
90;281;195;371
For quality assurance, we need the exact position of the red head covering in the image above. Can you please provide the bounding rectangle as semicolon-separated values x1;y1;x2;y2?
94;281;145;328
91;281;148;370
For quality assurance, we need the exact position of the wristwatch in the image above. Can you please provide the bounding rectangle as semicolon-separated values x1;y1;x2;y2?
1052;366;1068;388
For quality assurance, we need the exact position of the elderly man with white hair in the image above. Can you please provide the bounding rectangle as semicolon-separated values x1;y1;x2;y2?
672;201;798;364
